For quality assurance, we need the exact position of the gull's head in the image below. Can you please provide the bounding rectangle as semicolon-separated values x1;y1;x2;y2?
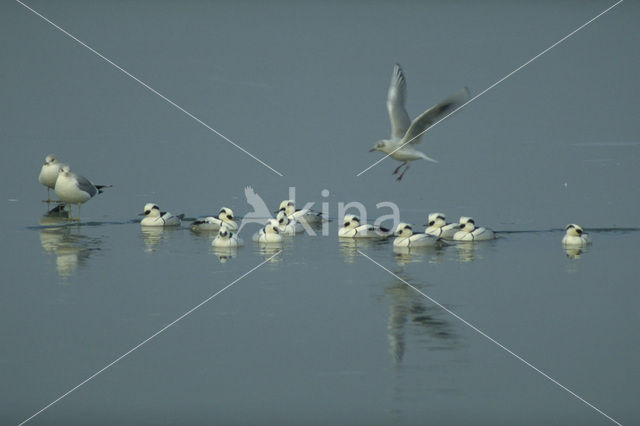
218;224;231;239
565;224;584;237
44;154;58;165
279;200;295;216
219;207;235;222
143;203;161;217
342;214;360;229
59;164;71;176
369;140;389;153
458;216;476;232
427;213;446;228
394;222;413;237
276;210;290;226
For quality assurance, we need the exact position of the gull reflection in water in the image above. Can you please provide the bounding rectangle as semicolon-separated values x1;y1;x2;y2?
384;275;457;364
39;212;101;280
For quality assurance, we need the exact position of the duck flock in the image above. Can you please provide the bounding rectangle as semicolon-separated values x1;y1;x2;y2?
37;63;592;251
38;152;591;251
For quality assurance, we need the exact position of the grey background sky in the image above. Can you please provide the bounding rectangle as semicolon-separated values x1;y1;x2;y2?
2;0;638;227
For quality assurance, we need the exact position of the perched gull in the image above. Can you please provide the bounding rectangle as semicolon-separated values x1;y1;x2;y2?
54;165;110;219
393;223;438;247
369;64;470;180
339;214;390;238
191;207;238;232
275;210;303;235
562;224;591;247
212;224;243;248
253;219;283;243
453;217;495;241
39;154;63;202
425;213;458;239
140;203;183;226
278;200;323;225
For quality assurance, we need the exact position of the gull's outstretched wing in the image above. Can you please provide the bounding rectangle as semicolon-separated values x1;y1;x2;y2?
402;87;470;146
387;64;411;141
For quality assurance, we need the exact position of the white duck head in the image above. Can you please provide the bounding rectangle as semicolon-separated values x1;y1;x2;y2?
143;203;161;218
218;224;233;240
342;214;361;230
565;223;585;237
218;207;235;222
264;220;280;235
458;216;476;233
394;222;414;237
276;210;291;227
278;200;295;216
427;213;447;228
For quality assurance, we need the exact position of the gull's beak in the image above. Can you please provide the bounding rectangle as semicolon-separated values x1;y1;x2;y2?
138;213;145;216
368;148;376;152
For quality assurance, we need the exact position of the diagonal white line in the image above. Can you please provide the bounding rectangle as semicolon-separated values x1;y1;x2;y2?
357;0;624;177
16;0;284;177
18;251;281;426
357;250;622;426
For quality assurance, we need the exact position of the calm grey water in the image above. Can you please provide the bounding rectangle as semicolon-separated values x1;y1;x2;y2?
2;0;639;424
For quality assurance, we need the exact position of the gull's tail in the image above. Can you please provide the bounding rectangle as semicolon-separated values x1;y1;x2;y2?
96;184;112;194
420;153;438;163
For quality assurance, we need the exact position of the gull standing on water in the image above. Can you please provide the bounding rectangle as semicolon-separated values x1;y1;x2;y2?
54;165;110;220
369;64;470;180
39;154;63;202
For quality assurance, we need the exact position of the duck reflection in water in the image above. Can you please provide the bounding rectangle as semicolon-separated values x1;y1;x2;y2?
339;238;388;264
256;243;283;263
454;241;478;263
564;246;588;260
211;246;239;264
392;244;446;266
140;226;183;253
